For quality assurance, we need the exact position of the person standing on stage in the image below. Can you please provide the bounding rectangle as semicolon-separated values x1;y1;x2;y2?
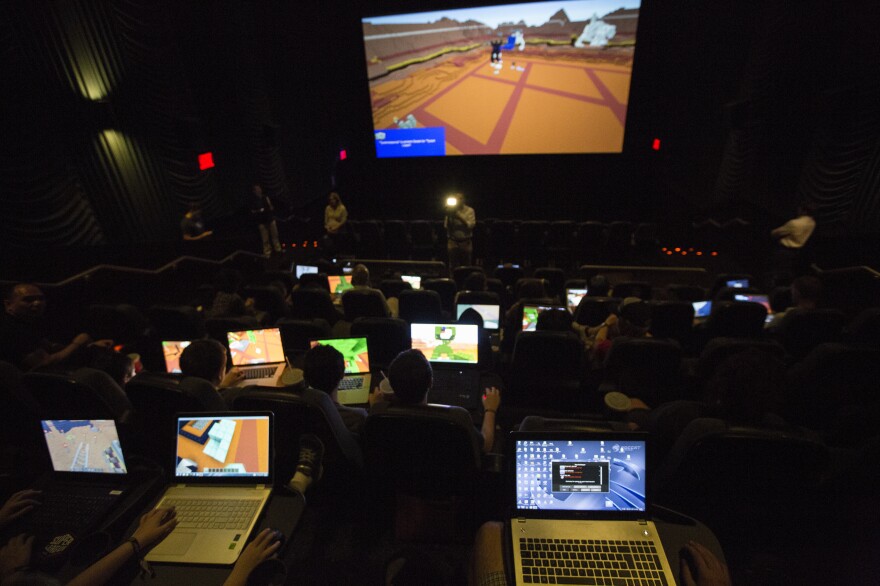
444;192;476;268
250;184;282;256
323;191;348;255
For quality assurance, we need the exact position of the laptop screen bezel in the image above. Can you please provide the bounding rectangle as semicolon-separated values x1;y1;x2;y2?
172;412;274;484
41;419;130;479
508;431;651;520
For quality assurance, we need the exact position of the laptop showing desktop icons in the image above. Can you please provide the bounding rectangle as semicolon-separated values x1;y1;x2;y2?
411;323;482;409
309;337;372;405
162;340;192;373
565;288;588;314
508;431;676;586
226;328;286;387
146;413;273;566
692;300;712;321
456;303;501;330
327;275;354;300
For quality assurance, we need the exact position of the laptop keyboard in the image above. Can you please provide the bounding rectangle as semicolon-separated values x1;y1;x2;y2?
243;366;277;379
338;376;364;390
29;487;119;532
163;498;261;530
519;538;667;585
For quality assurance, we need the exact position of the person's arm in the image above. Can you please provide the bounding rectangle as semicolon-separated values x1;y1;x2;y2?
66;508;178;586
337;205;348;230
324;206;332;232
184;230;213;241
771;221;792;239
459;206;476;229
219;367;246;388
480;387;501;454
223;528;282;586
679;541;731;586
23;333;92;370
0;534;33;581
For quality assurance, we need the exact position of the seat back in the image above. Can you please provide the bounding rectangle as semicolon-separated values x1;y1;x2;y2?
23;368;133;421
509;331;584;409
612;281;652;300
704;301;767;339
602;337;682;405
573;296;618;326
147;305;207;340
379;279;413;300
493;264;524;290
383;220;411;258
455;290;501;307
422;278;457;315
452;266;485;290
350;317;411;371
205;315;261;344
233;389;363;491
398;289;443;324
341;288;390;321
277;318;332;358
533;267;565;301
289;288;341;324
776;308;845;361
243;285;289;323
409;220;437;260
649;301;695;346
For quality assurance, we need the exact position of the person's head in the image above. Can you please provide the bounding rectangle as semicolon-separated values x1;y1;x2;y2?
303;344;346;395
328;191;341;208
536;307;573;332
213;268;243;294
588;275;611;297
86;347;135;387
252;184;263;197
769;286;793;314
4;283;46;321
179;339;228;386
351;264;370;287
791;275;822;309
462;271;487;292
704;348;785;423
388;349;432;405
517;278;546;300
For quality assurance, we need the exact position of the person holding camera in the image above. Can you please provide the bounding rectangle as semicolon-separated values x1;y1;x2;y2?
443;192;476;268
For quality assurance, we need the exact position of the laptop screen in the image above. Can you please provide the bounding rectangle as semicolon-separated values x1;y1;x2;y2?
295;265;318;279
726;278;749;289
401;275;421;290
328;275;354;297
41;420;127;474
692;300;712;319
162;340;192;373
410;323;479;365
734;293;770;313
175;415;271;478
566;288;588;313
456;303;500;330
227;328;285;366
309;337;370;374
514;436;647;513
522;305;560;331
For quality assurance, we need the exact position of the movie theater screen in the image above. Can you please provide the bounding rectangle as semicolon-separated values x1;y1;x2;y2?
362;1;641;158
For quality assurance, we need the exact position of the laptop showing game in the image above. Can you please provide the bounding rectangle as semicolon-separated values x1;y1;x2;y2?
565;288;588;314
27;420;130;558
522;304;565;331
411;323;481;409
726;278;749;288
162;340;192;373
456;303;500;330
226;328;286;387
309;337;372;405
508;431;676;586
146;413;273;565
327;275;354;300
401;275;421;290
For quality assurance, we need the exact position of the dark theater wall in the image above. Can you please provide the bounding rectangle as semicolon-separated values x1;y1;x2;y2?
1;0;879;253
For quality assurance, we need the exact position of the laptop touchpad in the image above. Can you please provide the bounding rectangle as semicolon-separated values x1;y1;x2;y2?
151;531;197;555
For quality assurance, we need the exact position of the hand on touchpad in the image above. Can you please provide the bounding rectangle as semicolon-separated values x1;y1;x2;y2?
151;531;197;555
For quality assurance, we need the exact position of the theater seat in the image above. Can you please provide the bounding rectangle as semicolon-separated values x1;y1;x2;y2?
350;317;411;372
600;337;682;405
518;416;625;432
702;301;767;340
774;308;845;361
398;289;443;324
508;331;584;411
341;288;390;321
23;368;133;422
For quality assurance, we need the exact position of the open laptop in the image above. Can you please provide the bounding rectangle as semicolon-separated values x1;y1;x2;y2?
27;420;130;561
162;340;192;373
508;431;676;586
309;336;372;405
226;328;286;387
692;300;712;321
411;323;482;409
522;304;565;332
146;413;274;565
401;275;421;290
328;275;354;300
456;303;500;330
726;278;749;289
566;288;588;314
295;264;318;279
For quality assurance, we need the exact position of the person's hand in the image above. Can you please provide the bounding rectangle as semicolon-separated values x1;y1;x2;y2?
132;507;178;551
0;490;41;527
680;541;731;586
90;339;115;349
0;534;34;579
368;385;386;407
219;368;246;388
482;386;501;412
224;528;282;586
72;333;93;346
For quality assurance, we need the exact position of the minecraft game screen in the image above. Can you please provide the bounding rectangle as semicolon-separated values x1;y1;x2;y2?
42;420;127;474
411;323;479;364
162;340;191;373
175;416;270;478
227;329;285;366
310;337;371;374
363;1;641;157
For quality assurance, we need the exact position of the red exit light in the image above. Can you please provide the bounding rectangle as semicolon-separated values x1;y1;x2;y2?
198;152;214;170
651;138;661;151
339;149;347;161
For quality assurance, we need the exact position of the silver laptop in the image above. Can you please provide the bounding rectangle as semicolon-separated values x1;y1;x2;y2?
411;323;482;410
309;337;372;405
509;431;676;586
226;328;286;386
146;413;274;565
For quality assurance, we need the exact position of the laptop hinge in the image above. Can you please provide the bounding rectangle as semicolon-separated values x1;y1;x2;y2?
516;517;527;524
637;518;648;525
256;484;267;489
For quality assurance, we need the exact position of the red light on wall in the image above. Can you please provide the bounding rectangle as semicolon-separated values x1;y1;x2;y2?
339;149;347;161
652;138;661;151
198;152;214;170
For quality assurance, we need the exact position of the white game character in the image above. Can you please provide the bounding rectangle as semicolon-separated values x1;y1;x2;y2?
575;13;617;48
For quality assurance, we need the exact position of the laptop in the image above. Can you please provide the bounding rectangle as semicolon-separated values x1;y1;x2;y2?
146;412;274;565
226;328;287;387
692;300;712;321
401;275;421;290
295;264;318;279
726;278;749;289
508;431;676;586
162;340;192;373
411;323;482;409
456;303;500;330
327;274;354;300
309;337;372;405
522;304;564;332
566;288;588;314
27;420;130;561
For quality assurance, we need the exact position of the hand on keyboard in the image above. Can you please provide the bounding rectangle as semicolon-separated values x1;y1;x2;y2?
133;507;179;551
220;368;247;389
0;489;42;526
224;528;283;586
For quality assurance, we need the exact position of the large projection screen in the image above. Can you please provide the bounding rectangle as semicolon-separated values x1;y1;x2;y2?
362;1;641;158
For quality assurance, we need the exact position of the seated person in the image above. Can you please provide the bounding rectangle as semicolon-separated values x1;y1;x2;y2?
765;275;822;330
179;339;245;404
373;349;500;454
303;344;367;435
0;283;113;371
587;274;611;297
349;263;395;317
208;269;256;319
